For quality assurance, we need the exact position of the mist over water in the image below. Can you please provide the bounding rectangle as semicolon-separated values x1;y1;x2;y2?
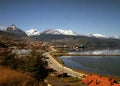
58;49;120;76
68;49;120;55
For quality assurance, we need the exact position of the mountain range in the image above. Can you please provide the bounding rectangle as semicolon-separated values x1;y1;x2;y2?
25;28;120;39
1;24;119;39
1;24;120;48
25;29;78;36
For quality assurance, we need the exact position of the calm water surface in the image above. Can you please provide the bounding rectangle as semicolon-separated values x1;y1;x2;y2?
58;49;120;76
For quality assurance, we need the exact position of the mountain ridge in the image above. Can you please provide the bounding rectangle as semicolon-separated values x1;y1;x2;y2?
1;25;120;48
3;24;27;37
25;28;120;39
0;24;119;39
25;29;78;36
25;29;40;36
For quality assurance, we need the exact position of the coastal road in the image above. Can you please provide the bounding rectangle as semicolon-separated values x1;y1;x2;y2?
43;46;86;79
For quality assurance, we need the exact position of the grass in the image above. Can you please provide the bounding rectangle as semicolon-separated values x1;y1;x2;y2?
46;74;87;86
0;66;47;86
61;77;81;83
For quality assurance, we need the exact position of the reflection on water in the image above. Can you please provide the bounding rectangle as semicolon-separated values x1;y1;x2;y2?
58;49;120;76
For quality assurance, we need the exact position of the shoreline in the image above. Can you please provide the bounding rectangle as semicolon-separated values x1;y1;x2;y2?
46;46;120;82
54;54;120;81
45;46;87;79
52;52;120;56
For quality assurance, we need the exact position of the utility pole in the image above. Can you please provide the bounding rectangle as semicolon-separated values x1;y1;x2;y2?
62;65;63;79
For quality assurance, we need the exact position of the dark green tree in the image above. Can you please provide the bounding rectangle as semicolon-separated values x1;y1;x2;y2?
0;53;19;69
24;49;48;81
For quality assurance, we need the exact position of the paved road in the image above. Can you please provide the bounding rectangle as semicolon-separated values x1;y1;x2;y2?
43;46;86;79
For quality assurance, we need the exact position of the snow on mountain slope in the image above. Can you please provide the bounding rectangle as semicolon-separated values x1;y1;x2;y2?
85;33;120;39
86;33;107;38
25;28;120;39
92;34;106;38
25;29;40;36
109;35;120;39
42;29;78;35
57;29;78;35
3;24;27;37
0;25;7;30
42;29;61;34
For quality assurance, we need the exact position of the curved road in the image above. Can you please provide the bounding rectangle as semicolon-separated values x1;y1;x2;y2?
43;46;86;79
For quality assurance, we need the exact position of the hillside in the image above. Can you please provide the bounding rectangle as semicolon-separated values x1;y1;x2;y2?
1;24;120;49
0;30;35;43
3;24;27;37
31;34;120;49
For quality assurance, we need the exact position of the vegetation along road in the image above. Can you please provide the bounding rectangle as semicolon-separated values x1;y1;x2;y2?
43;46;87;79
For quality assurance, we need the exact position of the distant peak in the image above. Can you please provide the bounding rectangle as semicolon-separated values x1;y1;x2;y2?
10;24;16;29
85;33;106;38
84;33;120;39
3;24;27;37
25;29;40;36
11;24;16;27
42;29;78;36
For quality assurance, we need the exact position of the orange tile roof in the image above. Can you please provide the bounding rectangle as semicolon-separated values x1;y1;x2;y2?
82;74;120;86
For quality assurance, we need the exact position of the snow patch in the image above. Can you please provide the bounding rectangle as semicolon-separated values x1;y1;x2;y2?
42;29;78;36
25;29;40;36
86;33;106;38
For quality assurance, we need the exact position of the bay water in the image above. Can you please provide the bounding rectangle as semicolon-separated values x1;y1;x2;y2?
58;49;120;76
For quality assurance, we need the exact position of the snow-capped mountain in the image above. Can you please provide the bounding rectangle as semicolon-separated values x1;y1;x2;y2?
0;25;7;30
57;29;78;35
25;29;40;36
85;33;120;39
3;24;27;37
42;29;78;36
25;28;120;39
1;24;119;39
109;35;120;39
86;33;107;38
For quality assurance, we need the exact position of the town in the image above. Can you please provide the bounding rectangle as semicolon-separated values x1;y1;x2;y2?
0;38;120;86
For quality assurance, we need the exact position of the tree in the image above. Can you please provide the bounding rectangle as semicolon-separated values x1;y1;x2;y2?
24;49;48;81
0;52;19;69
0;48;48;81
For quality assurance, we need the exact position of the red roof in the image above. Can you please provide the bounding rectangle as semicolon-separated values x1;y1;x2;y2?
82;74;120;86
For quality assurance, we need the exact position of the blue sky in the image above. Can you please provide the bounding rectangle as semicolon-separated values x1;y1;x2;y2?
0;0;120;36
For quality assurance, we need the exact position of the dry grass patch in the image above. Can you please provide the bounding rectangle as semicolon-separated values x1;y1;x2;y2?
0;66;46;86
